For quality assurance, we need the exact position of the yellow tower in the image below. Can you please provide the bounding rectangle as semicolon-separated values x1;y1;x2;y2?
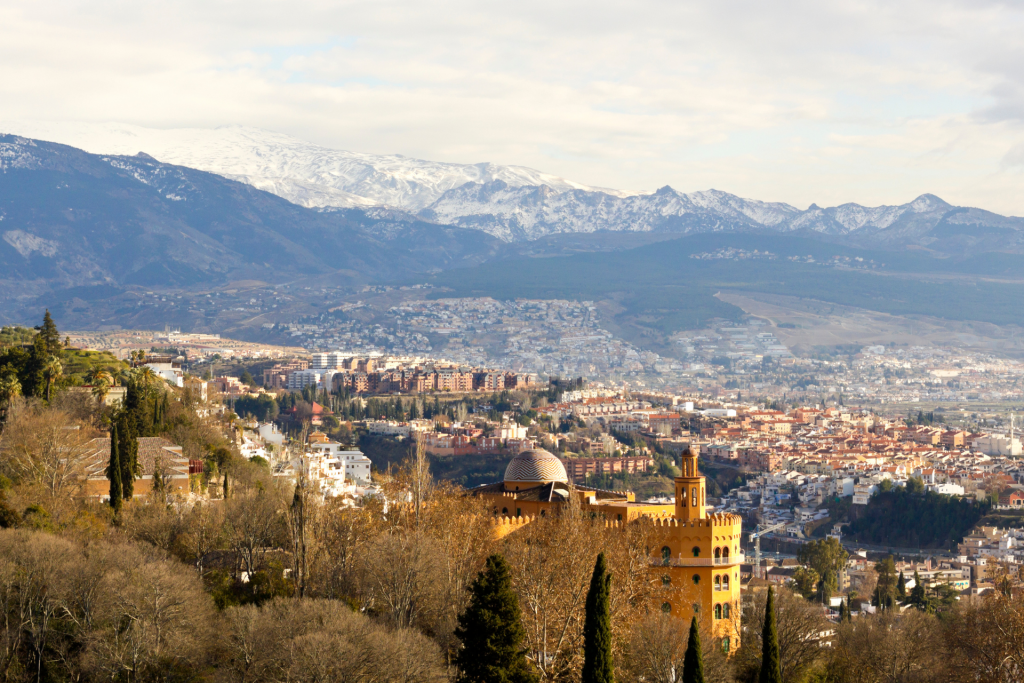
649;448;743;654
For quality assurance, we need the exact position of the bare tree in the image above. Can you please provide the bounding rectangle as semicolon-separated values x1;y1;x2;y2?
225;490;288;579
831;609;944;683
0;405;95;524
733;586;829;683
944;591;1024;683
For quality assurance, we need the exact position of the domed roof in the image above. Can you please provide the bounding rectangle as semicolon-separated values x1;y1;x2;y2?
504;449;568;485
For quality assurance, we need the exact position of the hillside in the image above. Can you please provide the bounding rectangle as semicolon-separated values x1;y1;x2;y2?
0;135;502;300
6;123;1024;252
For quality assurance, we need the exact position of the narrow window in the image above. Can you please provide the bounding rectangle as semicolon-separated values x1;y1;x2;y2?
692;574;700;585
691;486;697;508
723;575;730;590
714;604;722;619
692;546;701;558
661;546;672;566
662;575;671;586
502;507;508;515
714;576;721;591
722;637;731;654
723;603;731;619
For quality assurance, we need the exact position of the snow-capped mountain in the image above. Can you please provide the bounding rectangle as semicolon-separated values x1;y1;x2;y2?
421;182;800;241
2;121;1022;250
0;121;629;211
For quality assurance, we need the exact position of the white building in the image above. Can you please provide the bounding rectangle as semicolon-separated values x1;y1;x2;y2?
974;434;1023;457
310;352;348;370
308;439;373;485
144;356;184;388
258;422;286;448
287;370;322;390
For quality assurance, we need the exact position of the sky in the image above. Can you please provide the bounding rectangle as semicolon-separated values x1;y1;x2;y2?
2;0;1024;214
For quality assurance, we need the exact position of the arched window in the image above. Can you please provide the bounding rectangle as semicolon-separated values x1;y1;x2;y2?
723;603;731;619
502;507;508;515
692;574;700;585
714;604;722;620
723;547;729;559
661;602;672;613
661;546;672;566
692;546;701;557
722;637;731;654
722;574;730;590
714;576;721;591
691;486;697;508
714;547;722;559
662;575;671;586
692;603;700;614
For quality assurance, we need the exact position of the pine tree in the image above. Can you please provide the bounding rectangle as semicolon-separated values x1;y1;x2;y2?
897;570;907;599
583;553;614;683
455;554;536;683
682;616;705;683
759;586;782;683
38;310;62;357
107;423;123;511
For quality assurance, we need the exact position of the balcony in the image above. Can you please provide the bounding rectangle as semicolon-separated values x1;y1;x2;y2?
652;553;745;568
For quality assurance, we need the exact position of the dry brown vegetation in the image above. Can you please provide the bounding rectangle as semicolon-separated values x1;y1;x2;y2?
3;397;1024;682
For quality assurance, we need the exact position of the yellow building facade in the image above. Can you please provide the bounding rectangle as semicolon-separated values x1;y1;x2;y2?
473;447;742;651
648;448;743;652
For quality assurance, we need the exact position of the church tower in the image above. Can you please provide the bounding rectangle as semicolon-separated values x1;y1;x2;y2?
650;445;743;654
675;447;706;521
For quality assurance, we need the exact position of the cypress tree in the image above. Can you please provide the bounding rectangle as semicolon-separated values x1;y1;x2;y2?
583;553;614;683
897;570;907;599
759;587;782;683
455;554;536;683
107;423;123;511
682;616;705;683
117;416;139;500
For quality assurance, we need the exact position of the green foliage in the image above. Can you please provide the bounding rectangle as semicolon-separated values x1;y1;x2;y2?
759;586;782;683
107;422;123;511
682;616;705;683
234;394;280;422
846;487;985;548
583;553;614;683
0;326;35;347
455;554;537;683
798;538;848;603
873;556;898;611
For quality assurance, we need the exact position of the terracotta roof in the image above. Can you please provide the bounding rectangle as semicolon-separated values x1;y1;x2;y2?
82;437;189;480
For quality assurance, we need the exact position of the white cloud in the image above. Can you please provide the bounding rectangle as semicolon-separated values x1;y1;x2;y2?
2;0;1024;213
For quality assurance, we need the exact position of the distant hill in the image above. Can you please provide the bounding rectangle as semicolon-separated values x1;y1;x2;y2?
5;122;1023;252
0;134;502;299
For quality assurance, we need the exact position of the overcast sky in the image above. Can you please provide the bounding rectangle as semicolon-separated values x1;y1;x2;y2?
3;0;1024;213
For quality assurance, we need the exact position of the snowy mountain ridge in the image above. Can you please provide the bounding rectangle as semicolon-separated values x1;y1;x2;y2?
2;122;1021;248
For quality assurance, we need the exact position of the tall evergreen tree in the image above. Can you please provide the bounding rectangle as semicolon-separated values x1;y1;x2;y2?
583;553;614;683
107;423;123;511
897;570;907;599
682;616;705;683
909;570;927;609
37;310;62;357
116;414;140;500
759;587;782;683
454;554;536;683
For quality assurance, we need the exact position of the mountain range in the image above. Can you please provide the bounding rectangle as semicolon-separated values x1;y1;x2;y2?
4;122;1023;252
0;135;501;298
